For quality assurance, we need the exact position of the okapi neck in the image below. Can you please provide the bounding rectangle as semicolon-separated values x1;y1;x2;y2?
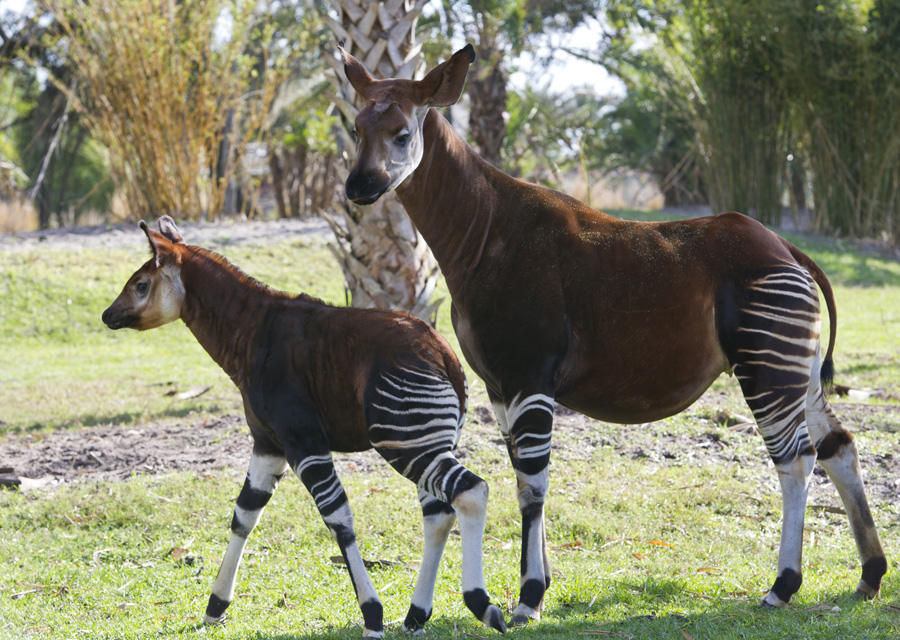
178;249;276;385
396;109;505;294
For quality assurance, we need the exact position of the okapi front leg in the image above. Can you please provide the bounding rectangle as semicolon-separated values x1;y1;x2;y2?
502;392;555;626
205;451;288;623
293;453;383;638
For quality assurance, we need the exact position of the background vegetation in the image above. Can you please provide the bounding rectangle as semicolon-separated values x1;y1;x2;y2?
2;1;898;241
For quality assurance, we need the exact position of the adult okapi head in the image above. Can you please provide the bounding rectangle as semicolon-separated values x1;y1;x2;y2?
341;43;475;204
102;216;186;331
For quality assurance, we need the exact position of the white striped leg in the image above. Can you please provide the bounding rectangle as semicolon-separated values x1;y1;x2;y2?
806;381;887;598
204;452;288;624
762;452;815;607
293;454;383;638
403;491;457;633
502;393;554;626
451;478;506;632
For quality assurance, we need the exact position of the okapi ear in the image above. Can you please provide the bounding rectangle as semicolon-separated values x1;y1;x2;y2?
140;220;163;268
417;44;476;107
140;220;179;268
339;41;375;99
157;215;184;245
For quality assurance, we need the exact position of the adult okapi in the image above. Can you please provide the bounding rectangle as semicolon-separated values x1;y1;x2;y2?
102;216;507;637
339;44;887;624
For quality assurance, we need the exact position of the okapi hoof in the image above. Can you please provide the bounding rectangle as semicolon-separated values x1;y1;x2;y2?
857;557;887;599
202;613;227;626
401;604;430;634
508;613;532;627
361;629;384;639
484;604;507;633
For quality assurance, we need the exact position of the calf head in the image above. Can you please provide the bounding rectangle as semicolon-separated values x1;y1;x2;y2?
342;43;475;204
102;216;186;331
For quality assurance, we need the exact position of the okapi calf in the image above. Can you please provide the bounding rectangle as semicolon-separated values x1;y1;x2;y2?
339;44;887;623
101;216;506;637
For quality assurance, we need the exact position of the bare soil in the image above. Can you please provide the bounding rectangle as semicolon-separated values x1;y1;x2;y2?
1;218;897;517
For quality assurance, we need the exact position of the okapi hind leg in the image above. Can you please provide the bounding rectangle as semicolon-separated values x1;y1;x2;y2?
726;262;826;607
806;379;887;599
368;366;505;634
292;452;384;638
403;490;457;632
204;449;289;624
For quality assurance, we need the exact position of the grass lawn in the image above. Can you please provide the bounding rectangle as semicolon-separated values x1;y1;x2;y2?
1;212;898;639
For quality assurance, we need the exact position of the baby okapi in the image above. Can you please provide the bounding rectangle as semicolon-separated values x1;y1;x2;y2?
101;216;506;637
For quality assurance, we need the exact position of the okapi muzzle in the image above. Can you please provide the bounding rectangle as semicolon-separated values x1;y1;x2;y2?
345;165;391;205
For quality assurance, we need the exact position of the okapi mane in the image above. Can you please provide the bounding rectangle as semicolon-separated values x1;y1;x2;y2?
187;245;325;305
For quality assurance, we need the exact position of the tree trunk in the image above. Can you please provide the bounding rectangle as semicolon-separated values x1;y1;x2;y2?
468;39;508;168
325;0;441;322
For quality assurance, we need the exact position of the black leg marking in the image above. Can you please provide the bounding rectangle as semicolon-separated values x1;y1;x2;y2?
463;588;490;619
422;499;455;517
403;604;432;631
815;430;854;461
769;568;802;604
205;593;230;621
860;557;887;596
360;599;383;633
518;578;545;610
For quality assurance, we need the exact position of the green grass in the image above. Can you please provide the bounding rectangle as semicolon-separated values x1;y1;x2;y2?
1;214;899;639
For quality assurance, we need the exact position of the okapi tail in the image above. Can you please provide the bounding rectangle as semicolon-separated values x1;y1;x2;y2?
782;238;837;388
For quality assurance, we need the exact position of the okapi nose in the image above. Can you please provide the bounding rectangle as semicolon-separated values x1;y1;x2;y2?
345;169;390;205
101;307;112;325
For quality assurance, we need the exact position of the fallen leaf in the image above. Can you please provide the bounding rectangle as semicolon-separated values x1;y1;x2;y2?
648;540;673;547
681;630;695;640
169;547;189;560
809;504;846;515
551;541;583;549
175;385;211;400
632;553;646;561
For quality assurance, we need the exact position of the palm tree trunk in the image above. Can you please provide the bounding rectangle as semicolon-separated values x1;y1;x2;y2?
324;0;441;322
468;38;508;168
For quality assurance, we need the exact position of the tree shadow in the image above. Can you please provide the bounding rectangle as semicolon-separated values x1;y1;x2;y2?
12;404;233;435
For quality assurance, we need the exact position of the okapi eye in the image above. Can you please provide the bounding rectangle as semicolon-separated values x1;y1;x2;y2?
395;133;409;147
351;128;359;143
135;281;149;295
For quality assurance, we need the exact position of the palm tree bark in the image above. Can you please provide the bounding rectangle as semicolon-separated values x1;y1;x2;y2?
324;0;441;321
468;37;508;167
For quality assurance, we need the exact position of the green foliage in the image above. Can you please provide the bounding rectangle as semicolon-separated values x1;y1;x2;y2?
502;85;607;183
44;0;303;220
609;0;900;240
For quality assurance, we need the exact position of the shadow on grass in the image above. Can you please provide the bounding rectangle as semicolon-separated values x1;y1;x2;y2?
6;403;231;436
179;588;899;640
783;234;900;288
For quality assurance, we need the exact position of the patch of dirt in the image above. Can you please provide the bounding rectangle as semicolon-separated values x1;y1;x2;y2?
5;400;897;519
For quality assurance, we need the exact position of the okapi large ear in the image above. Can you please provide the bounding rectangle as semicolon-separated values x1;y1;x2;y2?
140;220;163;268
417;44;476;107
339;41;375;99
140;220;179;268
157;215;184;245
